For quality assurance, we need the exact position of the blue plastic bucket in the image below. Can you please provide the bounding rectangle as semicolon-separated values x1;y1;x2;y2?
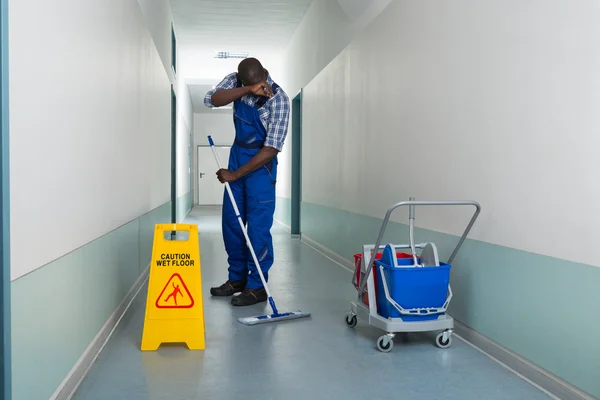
375;257;451;321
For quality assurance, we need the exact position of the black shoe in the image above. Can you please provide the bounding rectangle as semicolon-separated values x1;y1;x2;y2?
231;288;268;306
210;280;246;297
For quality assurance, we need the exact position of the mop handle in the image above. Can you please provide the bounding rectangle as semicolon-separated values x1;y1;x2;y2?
207;136;274;301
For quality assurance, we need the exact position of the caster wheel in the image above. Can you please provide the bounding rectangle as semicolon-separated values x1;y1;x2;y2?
345;313;357;328
435;331;452;349
376;335;394;353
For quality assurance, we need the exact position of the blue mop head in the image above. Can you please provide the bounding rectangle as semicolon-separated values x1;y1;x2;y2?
238;310;312;326
238;297;311;325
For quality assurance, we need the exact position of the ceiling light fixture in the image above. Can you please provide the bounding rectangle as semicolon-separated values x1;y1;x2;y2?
214;51;249;59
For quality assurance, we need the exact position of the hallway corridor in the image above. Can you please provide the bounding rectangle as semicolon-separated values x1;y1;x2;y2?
71;207;552;400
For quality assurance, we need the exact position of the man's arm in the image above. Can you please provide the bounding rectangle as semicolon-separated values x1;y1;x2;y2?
204;73;237;108
219;147;278;182
210;86;251;108
216;91;290;183
205;73;274;108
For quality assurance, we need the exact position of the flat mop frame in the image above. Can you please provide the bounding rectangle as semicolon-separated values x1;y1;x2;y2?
207;136;311;325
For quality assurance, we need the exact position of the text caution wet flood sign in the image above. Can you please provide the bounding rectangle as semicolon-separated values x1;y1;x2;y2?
141;224;205;351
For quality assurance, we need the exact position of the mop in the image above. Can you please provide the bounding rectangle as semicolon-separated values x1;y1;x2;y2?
208;136;311;326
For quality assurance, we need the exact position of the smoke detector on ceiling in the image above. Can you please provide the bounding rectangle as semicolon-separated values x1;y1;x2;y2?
214;51;249;59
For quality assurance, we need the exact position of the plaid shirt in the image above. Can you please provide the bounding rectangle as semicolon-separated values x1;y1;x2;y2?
204;72;290;152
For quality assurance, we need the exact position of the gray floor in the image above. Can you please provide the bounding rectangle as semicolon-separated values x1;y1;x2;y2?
73;206;552;400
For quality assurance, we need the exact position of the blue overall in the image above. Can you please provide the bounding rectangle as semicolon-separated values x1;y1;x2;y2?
222;77;279;289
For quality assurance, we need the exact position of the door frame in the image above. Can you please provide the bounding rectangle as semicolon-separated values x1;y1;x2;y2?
291;89;303;235
170;86;177;223
1;0;11;397
196;144;230;206
188;130;193;212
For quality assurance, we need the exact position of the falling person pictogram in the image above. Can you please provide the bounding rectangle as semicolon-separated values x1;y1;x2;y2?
164;282;182;306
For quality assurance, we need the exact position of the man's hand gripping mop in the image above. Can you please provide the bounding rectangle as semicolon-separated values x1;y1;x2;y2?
208;136;311;326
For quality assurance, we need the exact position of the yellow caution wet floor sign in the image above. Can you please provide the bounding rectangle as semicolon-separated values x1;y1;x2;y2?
141;224;205;351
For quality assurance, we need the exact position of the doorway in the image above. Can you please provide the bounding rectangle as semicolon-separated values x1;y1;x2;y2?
197;145;231;206
170;87;177;223
291;90;303;235
1;0;11;396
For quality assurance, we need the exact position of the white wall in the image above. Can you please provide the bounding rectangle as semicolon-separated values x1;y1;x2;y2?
280;0;393;98
137;0;175;82
137;0;194;201
301;0;600;267
8;0;171;280
192;112;235;203
193;112;234;146
277;0;393;199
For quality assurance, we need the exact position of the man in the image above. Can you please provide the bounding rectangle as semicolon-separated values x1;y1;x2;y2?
204;58;290;306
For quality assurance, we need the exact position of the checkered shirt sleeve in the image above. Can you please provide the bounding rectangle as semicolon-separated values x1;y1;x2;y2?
263;90;290;151
204;73;237;108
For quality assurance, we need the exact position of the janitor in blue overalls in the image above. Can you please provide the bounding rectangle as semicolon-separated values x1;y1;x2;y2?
204;58;290;306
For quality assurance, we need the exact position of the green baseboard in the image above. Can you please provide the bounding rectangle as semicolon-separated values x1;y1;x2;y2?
176;191;192;223
275;196;291;227
301;201;600;399
11;201;172;400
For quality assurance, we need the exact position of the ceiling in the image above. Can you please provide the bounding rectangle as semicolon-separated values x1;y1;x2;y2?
336;0;373;22
169;0;313;50
169;0;313;112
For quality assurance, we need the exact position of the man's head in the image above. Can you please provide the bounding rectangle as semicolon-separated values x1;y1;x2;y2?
237;58;267;86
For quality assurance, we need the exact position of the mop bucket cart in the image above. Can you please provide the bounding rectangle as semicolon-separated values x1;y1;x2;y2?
345;198;481;353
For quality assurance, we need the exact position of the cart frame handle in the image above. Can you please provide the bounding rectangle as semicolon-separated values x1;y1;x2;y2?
357;199;481;296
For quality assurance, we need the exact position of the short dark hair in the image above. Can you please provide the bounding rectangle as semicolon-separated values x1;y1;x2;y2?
237;58;266;85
